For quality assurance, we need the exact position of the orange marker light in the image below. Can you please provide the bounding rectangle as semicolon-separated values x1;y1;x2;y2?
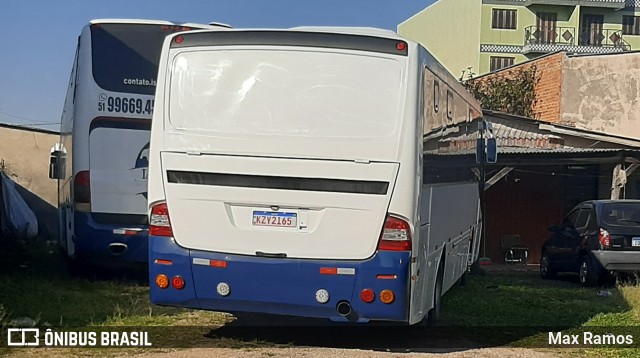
155;274;169;289
379;289;395;304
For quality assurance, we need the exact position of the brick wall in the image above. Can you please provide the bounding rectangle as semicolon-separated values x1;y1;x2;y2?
469;52;565;123
529;52;564;123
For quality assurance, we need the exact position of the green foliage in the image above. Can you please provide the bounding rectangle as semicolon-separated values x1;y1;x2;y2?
461;66;539;118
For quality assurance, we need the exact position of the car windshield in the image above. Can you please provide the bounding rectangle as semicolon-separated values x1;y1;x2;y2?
600;203;640;226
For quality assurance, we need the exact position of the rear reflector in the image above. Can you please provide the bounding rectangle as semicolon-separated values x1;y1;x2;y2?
320;267;355;275
150;202;173;237
376;274;397;280
378;215;412;251
210;260;228;268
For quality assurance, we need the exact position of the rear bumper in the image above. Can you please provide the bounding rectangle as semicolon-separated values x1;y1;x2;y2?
149;235;411;323
74;212;148;265
592;250;640;272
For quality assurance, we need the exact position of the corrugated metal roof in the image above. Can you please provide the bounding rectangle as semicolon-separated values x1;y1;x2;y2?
437;121;564;153
426;147;640;156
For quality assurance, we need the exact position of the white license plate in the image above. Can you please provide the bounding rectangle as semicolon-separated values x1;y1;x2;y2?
252;211;297;228
633;237;640;247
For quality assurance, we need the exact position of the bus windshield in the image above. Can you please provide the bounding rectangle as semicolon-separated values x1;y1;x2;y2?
91;23;184;95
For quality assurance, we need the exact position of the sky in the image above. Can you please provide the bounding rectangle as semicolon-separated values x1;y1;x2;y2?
0;0;434;131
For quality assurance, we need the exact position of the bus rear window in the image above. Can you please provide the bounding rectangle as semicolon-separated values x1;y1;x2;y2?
91;23;179;95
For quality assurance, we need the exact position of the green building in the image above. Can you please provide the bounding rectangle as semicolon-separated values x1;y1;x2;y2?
398;0;639;77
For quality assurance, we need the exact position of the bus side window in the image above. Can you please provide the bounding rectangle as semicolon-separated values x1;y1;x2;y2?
433;80;439;113
447;90;453;121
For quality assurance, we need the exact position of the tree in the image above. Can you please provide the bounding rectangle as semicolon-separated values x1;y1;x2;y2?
461;65;539;118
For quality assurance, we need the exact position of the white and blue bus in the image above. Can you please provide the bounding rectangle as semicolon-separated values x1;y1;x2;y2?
147;27;483;324
49;19;229;268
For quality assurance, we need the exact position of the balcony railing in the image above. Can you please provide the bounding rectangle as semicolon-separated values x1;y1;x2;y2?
482;0;626;9
524;26;577;46
524;25;630;52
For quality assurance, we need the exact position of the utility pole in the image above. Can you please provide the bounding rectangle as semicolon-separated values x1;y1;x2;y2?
477;120;496;264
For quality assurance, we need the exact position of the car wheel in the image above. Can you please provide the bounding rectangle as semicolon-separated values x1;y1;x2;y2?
579;255;599;287
540;251;556;279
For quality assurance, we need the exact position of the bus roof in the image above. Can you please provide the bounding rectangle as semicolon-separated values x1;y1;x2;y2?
88;18;226;28
290;26;403;40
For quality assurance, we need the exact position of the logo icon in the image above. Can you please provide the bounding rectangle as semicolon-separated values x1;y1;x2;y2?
7;328;40;346
132;142;150;199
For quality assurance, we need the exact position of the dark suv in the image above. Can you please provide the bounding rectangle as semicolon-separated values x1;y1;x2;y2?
540;200;640;286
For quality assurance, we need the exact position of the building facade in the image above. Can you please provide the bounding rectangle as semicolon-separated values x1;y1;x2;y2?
467;50;640;139
399;0;640;77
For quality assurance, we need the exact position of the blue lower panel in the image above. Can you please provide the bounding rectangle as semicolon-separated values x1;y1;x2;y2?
74;212;148;265
149;236;410;323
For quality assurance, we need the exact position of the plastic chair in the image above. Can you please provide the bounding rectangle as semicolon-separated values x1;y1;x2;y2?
501;234;529;265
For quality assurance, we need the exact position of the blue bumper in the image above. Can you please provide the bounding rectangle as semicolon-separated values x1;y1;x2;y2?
149;235;411;323
74;212;148;265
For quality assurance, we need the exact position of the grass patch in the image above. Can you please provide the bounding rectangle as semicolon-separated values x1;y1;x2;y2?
440;270;640;357
0;237;237;356
441;271;629;326
2;238;640;357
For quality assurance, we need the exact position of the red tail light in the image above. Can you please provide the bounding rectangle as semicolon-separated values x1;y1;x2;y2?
360;288;375;303
378;215;412;251
171;275;185;290
73;170;91;203
599;228;610;248
150;202;173;237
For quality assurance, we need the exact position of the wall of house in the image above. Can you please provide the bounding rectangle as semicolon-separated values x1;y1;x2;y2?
398;0;482;79
480;4;525;47
469;52;565;122
485;166;566;264
561;51;640;137
0;125;59;238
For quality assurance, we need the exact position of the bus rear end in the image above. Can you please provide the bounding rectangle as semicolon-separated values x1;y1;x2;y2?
69;21;223;267
148;29;418;322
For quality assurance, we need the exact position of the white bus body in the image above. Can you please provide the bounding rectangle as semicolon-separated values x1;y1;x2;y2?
49;19;228;267
147;27;482;324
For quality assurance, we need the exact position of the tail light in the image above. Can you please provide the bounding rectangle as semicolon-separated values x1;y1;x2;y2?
150;202;173;237
360;288;375;303
378;215;412;251
171;275;185;290
599;228;610;248
73;170;91;203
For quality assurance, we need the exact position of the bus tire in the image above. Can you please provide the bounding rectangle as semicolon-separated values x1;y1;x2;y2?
459;270;469;286
426;258;444;326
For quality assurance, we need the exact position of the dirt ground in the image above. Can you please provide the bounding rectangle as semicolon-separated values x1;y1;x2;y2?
126;347;570;358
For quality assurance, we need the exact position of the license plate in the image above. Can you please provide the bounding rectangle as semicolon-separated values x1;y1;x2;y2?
633;237;640;247
252;211;297;228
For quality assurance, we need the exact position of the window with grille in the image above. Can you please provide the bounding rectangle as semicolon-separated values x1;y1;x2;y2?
490;56;515;72
492;9;517;30
623;16;640;35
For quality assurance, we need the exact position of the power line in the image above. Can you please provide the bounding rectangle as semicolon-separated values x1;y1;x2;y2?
0;110;59;125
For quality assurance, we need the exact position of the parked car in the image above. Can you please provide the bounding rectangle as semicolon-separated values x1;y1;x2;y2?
540;200;640;286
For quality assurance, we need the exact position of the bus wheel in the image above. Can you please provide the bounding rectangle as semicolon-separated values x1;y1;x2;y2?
459;270;469;286
426;260;444;325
